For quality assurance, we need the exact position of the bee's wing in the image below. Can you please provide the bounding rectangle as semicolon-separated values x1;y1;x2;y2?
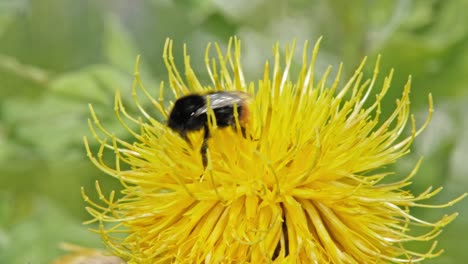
194;92;251;116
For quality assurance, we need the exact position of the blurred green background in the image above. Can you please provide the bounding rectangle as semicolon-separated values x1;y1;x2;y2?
0;0;467;263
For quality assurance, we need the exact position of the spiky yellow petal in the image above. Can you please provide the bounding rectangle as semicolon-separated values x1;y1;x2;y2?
83;37;466;263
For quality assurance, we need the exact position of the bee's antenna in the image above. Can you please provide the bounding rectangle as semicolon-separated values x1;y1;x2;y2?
201;125;210;168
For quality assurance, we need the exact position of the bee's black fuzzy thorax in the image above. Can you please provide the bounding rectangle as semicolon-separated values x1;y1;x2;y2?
167;95;207;136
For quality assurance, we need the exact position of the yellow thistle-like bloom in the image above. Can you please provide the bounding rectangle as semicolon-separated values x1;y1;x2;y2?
83;38;466;263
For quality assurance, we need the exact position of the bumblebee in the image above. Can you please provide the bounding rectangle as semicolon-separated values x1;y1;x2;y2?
168;91;251;167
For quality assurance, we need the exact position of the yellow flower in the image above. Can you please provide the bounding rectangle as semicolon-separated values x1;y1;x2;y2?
83;38;466;263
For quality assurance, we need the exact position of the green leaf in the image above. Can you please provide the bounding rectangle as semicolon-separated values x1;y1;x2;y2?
50;64;132;105
1;65;134;160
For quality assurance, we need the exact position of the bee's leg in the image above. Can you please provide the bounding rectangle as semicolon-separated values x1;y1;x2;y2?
180;132;189;142
240;126;260;141
240;126;247;138
272;204;289;260
239;126;258;141
229;121;247;138
179;132;192;146
201;143;208;168
201;125;210;168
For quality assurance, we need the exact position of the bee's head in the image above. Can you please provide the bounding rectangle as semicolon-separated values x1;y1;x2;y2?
167;95;207;135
